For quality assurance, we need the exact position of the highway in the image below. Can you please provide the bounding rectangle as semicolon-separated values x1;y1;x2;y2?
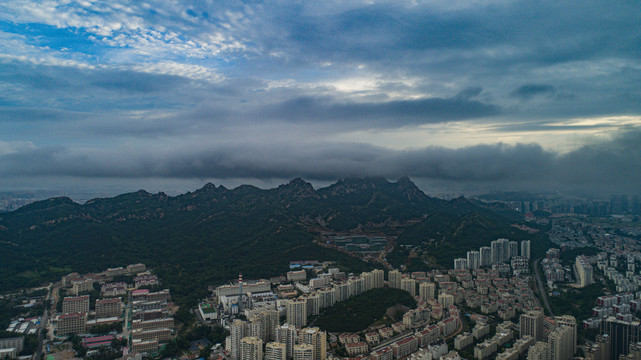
533;258;554;317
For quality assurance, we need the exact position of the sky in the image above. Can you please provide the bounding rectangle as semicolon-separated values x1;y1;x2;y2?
0;0;640;198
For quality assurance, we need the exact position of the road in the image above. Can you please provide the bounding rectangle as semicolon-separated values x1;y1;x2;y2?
34;283;53;360
533;258;554;317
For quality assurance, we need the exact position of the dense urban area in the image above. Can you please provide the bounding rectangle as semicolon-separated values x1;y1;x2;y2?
2;192;641;360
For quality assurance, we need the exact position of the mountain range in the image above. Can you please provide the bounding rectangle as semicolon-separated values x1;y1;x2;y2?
0;177;542;306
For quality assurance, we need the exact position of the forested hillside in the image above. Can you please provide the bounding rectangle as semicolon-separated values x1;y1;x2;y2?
0;177;533;306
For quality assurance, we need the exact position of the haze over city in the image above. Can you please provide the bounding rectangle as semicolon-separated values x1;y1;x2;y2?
0;0;640;197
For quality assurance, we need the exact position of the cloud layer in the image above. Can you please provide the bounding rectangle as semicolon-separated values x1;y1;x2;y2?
1;128;639;193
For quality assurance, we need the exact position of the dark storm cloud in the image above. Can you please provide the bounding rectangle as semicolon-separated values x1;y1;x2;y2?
264;94;501;125
1;128;639;193
268;1;641;69
511;84;556;101
239;0;641;123
0;56;505;137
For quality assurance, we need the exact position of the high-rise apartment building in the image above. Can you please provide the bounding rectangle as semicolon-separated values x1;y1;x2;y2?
287;299;308;328
227;319;249;360
372;269;385;289
576;256;594;287
333;282;350;302
602;317;641;360
453;258;467;270
419;282;436;301
401;278;417;297
317;288;336;309
57;313;87;336
508;241;519;260
62;295;90;314
265;342;287;360
300;327;327;360
491;238;510;264
438;293;454;309
521;240;531;259
293;344;314;360
95;298;121;319
240;337;263;360
548;326;573;360
520;310;544;341
361;272;374;292
249;308;279;342
467;251;480;270
555;315;577;355
480;247;492;267
527;342;549;360
388;270;402;289
348;277;365;297
276;324;298;359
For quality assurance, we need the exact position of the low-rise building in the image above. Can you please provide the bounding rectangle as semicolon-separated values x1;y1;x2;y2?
131;328;172;342
134;274;159;289
0;337;24;358
474;340;497;360
391;322;406;334
82;335;116;349
345;342;368;356
390;335;418;359
132;318;174;331
338;334;360;345
127;263;147;275
472;323;490;339
454;332;473;350
370;347;393;360
131;339;159;353
101;282;127;297
365;332;379;345
287;270;307;282
72;279;94;295
378;327;393;339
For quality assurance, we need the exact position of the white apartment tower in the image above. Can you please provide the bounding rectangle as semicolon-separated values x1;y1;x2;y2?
508;241;519;260
286;299;308;328
467;251;481;270
228;320;248;360
547;326;573;360
240;337;263;360
300;327;327;360
521;240;531;259
372;269;385;289
401;278;417;297
276;324;298;360
419;282;436;301
388;270;402;289
293;344;314;360
554;315;577;355
265;342;287;360
480;246;492;267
